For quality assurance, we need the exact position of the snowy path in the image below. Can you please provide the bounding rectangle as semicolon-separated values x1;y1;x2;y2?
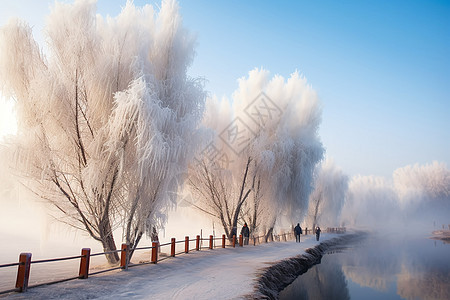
5;234;335;300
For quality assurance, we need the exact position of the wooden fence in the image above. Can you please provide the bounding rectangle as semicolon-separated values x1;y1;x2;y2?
0;227;345;295
0;232;285;295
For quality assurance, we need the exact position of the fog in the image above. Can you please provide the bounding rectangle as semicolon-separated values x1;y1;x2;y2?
1;146;448;265
340;161;450;234
279;233;450;300
306;158;348;228
0;142;213;264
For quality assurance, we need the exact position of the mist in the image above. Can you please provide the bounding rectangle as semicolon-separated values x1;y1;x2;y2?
305;158;348;228
340;161;450;234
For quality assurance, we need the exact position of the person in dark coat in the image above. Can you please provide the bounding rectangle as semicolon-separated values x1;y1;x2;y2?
294;223;302;242
241;223;250;245
151;227;160;253
316;226;321;241
231;226;237;240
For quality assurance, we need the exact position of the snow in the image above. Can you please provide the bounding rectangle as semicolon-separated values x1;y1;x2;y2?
5;233;340;299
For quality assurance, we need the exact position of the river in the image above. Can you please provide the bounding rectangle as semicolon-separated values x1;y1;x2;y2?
279;232;450;300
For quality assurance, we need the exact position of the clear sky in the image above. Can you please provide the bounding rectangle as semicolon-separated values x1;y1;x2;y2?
0;0;449;178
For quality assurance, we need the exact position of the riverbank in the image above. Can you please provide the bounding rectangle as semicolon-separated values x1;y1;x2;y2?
248;232;367;299
431;230;450;244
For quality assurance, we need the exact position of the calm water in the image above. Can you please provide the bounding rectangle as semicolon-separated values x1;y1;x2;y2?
279;233;450;300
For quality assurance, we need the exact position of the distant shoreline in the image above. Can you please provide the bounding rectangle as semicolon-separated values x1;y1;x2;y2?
430;230;450;244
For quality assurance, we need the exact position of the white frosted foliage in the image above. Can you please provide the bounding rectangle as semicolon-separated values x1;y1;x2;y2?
340;161;450;230
306;158;348;228
394;161;450;205
341;175;399;229
0;0;205;262
190;68;324;237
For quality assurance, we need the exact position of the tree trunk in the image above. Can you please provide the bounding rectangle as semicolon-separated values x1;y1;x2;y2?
128;230;144;261
265;227;274;243
101;233;119;264
312;196;321;234
229;157;252;241
99;217;119;264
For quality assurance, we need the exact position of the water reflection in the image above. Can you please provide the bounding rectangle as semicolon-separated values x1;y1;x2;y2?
279;251;350;300
279;234;450;300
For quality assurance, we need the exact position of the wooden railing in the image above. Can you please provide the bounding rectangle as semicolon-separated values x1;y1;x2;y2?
326;227;346;234
0;233;293;295
0;227;345;295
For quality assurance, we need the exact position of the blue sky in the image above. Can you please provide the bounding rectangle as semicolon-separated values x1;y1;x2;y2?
1;0;449;178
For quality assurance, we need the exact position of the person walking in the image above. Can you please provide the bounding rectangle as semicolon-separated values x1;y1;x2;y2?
315;226;321;241
151;227;160;253
241;223;250;245
231;226;237;238
294;223;302;242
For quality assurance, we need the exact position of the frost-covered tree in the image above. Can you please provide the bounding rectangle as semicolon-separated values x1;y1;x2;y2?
240;168;264;236
188;156;256;240
393;161;450;205
189;68;324;239
340;161;450;232
341;175;399;230
306;159;348;230
233;69;324;236
393;161;450;226
0;0;204;263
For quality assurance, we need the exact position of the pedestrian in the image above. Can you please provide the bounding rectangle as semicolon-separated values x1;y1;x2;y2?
294;223;302;242
151;227;160;253
241;223;250;245
151;227;159;243
316;226;321;241
231;226;237;240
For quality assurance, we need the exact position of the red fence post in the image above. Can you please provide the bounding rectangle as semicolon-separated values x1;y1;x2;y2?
232;235;236;248
15;253;32;292
222;234;226;248
239;234;243;247
120;244;128;270
78;248;90;279
171;238;176;257
196;235;200;251
185;236;189;253
209;235;213;249
151;242;159;264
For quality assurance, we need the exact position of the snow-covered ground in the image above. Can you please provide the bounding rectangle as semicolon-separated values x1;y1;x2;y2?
4;233;342;300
